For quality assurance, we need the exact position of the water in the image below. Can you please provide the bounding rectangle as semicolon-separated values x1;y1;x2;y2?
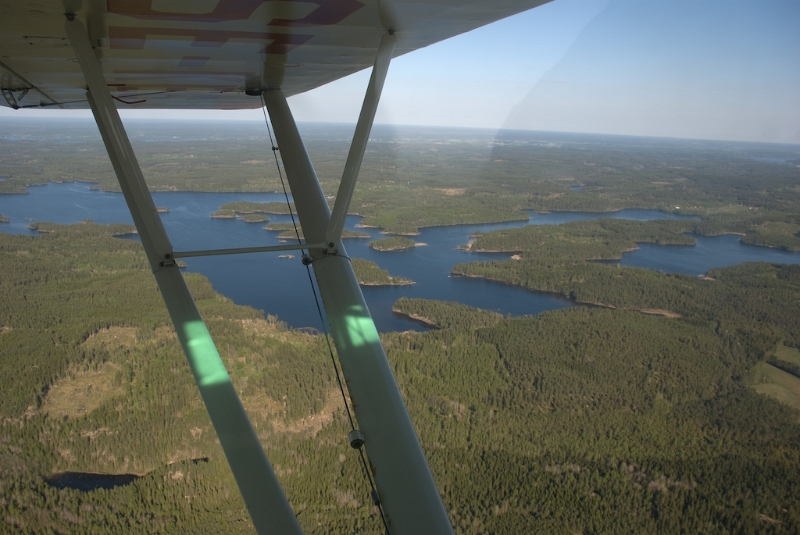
44;458;208;491
608;234;800;276
526;208;694;225
47;472;139;492
2;182;798;331
751;157;796;164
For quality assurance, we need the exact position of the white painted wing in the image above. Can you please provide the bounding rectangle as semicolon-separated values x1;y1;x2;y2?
0;0;550;110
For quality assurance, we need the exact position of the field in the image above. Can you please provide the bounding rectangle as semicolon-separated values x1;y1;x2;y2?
774;344;800;367
749;361;800;415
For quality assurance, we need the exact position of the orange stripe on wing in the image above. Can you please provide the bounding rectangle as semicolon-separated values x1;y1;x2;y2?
109;27;312;55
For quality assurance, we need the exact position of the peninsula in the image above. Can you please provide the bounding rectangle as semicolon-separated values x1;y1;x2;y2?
369;236;416;251
351;258;414;286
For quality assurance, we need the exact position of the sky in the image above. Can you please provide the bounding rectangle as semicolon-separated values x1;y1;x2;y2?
1;0;798;144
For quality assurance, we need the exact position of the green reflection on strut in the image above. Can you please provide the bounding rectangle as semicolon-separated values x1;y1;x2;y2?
343;305;381;348
181;320;230;387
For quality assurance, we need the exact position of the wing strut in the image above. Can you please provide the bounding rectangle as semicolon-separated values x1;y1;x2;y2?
325;32;396;247
264;79;454;535
64;16;304;535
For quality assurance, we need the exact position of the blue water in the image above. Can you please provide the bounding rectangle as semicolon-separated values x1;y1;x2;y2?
46;472;139;492
526;208;695;225
2;182;798;331
608;234;800;276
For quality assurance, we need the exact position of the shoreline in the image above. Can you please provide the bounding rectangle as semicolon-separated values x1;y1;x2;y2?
4;181;797;256
390;309;438;328
370;246;416;252
359;279;415;287
451;272;681;318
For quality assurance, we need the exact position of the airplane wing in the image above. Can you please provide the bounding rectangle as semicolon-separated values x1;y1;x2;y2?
0;0;551;110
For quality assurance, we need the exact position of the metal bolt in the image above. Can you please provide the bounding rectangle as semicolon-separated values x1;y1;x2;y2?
348;429;365;449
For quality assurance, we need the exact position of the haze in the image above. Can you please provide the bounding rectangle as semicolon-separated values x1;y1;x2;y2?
1;0;797;144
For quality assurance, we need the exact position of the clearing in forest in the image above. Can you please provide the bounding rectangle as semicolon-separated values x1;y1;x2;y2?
748;360;800;416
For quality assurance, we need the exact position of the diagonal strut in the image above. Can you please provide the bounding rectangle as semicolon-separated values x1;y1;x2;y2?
64;15;303;535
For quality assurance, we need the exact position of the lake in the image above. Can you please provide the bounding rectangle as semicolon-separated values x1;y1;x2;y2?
2;182;799;331
46;472;139;492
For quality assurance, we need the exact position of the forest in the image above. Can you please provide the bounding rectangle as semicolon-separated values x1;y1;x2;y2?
263;222;369;241
368;236;416;251
350;258;413;286
1;119;799;534
1;222;799;534
453;220;800;352
391;298;502;330
210;201;300;221
2;119;799;245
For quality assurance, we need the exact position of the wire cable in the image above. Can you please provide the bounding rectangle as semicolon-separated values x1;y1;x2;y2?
260;95;390;534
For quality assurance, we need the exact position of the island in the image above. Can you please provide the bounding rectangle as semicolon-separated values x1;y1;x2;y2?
263;222;301;237
210;209;237;219
369;236;416;251
351;258;414;286
210;202;299;222
264;222;369;241
341;230;371;239
220;201;295;215
240;214;270;223
210;210;269;223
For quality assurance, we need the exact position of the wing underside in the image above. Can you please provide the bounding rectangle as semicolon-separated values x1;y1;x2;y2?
0;0;549;110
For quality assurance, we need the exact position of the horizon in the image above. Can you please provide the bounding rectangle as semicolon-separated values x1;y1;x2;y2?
3;115;800;149
1;0;797;146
